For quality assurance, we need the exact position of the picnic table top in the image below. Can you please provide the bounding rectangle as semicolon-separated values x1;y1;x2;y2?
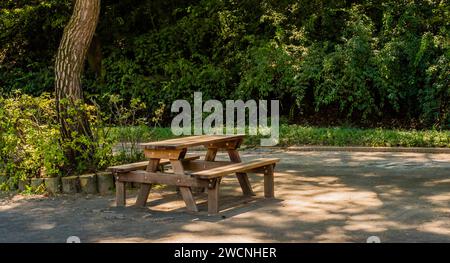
140;135;245;150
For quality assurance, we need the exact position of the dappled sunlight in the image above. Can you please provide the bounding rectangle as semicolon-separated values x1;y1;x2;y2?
431;207;450;214
419;220;450;236
425;193;450;204
343;213;408;233
343;221;400;233
314;226;353;243
280;204;348;222
159;233;261;243
279;151;450;171
312;191;379;204
0;202;21;212
1;150;449;242
97;237;151;243
423;179;450;187
375;185;407;199
29;222;56;230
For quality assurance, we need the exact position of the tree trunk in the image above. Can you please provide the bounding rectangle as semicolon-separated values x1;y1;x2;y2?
55;0;101;169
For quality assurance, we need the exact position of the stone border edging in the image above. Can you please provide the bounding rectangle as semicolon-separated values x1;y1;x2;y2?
281;146;450;153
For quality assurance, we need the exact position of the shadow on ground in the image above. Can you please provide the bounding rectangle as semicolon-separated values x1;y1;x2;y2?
1;150;449;242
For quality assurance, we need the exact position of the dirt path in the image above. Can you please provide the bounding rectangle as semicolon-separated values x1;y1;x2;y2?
1;150;449;243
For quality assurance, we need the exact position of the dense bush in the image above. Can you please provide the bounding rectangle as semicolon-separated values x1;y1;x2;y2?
0;92;117;190
0;92;63;190
1;0;449;129
0;0;71;95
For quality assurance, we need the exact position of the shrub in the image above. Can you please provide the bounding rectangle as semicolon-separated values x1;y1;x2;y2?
0;92;64;190
0;92;116;191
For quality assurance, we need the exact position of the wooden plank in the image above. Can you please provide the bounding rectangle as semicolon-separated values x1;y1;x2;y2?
204;148;218;161
171;159;199;212
170;159;185;174
144;149;185;159
140;135;245;150
236;172;255;196
183;160;234;172
117;170;209;188
228;149;255;196
135;184;152;207
264;164;275;198
204;140;240;150
191;158;280;179
135;158;159;207
107;155;200;173
115;181;126;207
179;187;198;212
195;148;217;193
207;179;220;215
108;161;149;173
227;149;241;162
204;148;218;198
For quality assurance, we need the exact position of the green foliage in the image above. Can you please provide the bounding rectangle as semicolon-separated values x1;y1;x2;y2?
106;95;149;163
1;0;449;129
121;125;450;148
0;92;64;190
277;124;450;147
0;0;71;94
0;92;118;191
0;90;172;192
237;40;303;103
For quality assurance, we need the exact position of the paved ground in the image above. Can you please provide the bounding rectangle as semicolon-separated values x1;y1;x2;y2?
1;149;449;243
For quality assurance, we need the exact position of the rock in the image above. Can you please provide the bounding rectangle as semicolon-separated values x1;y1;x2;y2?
104;213;125;220
31;178;44;188
61;176;80;194
79;174;97;194
18;179;31;191
142;214;153;219
152;217;174;222
96;171;114;195
44;177;61;194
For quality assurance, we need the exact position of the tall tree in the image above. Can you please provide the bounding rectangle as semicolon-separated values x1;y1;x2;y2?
55;0;101;169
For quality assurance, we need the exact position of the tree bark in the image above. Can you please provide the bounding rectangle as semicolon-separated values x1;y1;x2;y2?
55;0;101;168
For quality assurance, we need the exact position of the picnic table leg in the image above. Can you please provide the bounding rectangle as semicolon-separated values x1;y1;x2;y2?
227;149;256;196
179;187;199;212
172;159;199;212
264;164;275;198
192;147;218;194
205;148;217;161
207;178;221;215
115;178;126;207
135;158;160;207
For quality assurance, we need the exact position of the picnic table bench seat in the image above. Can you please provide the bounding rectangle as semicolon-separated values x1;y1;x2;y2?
107;155;200;173
191;158;280;179
190;157;279;214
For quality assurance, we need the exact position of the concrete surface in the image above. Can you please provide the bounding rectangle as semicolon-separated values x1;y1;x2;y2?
1;149;449;243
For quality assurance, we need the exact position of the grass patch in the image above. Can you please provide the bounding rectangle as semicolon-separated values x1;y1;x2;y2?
276;125;450;148
109;124;450;148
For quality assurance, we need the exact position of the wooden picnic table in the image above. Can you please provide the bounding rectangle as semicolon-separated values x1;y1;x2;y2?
110;135;279;214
